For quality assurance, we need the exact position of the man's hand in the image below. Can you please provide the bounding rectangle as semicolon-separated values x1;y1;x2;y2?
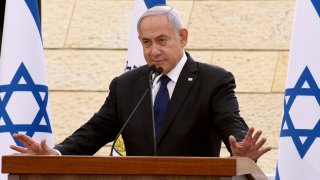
10;134;59;155
229;127;272;161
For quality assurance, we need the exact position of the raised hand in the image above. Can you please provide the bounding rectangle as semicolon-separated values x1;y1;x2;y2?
229;127;272;161
10;134;59;155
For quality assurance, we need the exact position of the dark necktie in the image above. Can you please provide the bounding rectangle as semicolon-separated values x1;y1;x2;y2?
154;75;171;138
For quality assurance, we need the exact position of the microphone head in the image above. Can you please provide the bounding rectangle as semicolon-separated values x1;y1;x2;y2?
149;66;163;85
156;67;163;75
149;65;156;72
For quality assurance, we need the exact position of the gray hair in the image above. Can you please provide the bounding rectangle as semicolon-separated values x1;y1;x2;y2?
137;5;183;35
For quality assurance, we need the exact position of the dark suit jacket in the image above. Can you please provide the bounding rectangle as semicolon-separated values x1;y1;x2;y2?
55;52;248;156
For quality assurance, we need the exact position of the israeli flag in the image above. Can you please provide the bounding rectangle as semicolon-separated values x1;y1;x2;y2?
0;0;54;179
114;0;166;156
276;0;320;179
124;0;166;71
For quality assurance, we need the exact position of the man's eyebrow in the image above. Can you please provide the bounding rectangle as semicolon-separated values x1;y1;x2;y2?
156;35;169;39
140;36;151;41
140;34;169;41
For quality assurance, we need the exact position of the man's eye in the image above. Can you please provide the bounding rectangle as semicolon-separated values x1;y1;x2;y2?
159;38;167;44
142;41;151;46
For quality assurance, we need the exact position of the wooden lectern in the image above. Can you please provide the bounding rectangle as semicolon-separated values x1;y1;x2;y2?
2;155;267;180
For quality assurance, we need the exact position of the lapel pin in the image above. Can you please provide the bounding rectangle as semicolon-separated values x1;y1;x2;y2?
188;77;193;82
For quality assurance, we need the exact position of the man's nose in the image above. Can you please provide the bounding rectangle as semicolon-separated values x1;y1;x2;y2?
151;44;161;56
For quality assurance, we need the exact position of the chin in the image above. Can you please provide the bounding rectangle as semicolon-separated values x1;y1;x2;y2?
152;63;164;68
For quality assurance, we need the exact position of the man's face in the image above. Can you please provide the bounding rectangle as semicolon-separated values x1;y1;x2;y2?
138;15;188;74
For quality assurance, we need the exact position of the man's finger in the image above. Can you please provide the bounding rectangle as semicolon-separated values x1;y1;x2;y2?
251;130;262;144
255;137;267;150
229;135;238;150
13;134;36;145
10;145;28;153
12;134;30;146
40;139;48;151
256;147;272;159
13;133;39;149
40;139;59;155
243;127;254;142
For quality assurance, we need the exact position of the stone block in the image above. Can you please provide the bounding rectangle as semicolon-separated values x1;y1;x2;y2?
45;50;126;91
187;50;213;64
65;0;193;49
167;1;193;26
65;0;134;48
42;0;75;48
187;1;294;50
50;91;108;144
211;51;278;93
272;52;289;92
237;93;284;148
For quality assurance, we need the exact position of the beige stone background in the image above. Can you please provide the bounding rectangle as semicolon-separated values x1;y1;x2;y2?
41;0;294;174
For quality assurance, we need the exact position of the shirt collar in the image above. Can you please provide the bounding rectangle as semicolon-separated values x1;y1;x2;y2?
165;52;187;83
153;52;187;84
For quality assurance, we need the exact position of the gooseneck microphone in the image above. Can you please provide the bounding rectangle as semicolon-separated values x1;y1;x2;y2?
109;65;161;156
149;66;163;85
149;66;163;156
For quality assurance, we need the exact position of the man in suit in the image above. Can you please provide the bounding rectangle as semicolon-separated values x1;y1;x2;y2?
11;5;271;161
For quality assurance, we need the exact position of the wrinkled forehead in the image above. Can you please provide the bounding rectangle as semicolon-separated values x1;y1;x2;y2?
138;15;176;38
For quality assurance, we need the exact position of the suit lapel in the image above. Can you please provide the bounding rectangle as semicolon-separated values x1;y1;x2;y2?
157;56;198;143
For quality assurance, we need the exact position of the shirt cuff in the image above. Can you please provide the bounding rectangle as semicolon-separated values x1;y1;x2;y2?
54;149;62;156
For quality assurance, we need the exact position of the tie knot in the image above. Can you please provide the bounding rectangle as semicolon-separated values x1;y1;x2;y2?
160;75;170;86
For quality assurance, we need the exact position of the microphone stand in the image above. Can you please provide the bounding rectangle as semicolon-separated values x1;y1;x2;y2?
109;66;158;156
149;67;163;156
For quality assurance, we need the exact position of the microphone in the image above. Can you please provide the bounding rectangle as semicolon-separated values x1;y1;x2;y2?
109;65;159;156
149;65;157;75
149;67;163;85
149;66;163;156
156;67;163;75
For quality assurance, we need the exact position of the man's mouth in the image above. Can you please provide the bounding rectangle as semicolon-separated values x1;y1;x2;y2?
152;59;165;63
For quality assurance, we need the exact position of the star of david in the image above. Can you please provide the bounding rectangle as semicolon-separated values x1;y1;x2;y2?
280;66;320;159
0;62;52;147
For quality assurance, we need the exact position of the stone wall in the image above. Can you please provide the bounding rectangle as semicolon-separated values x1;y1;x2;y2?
41;0;295;174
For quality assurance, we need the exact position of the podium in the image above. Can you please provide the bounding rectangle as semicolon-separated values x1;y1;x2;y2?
2;155;267;180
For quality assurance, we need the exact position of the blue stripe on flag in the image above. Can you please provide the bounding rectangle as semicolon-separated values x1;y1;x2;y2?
144;0;166;9
312;0;320;17
275;165;280;180
24;0;42;38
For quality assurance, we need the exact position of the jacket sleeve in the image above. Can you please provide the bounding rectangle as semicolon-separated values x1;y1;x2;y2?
211;71;249;154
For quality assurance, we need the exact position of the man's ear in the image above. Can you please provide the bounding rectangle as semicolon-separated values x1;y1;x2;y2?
179;28;188;47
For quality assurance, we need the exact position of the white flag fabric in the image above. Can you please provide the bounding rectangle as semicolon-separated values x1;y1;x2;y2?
125;0;166;71
276;0;320;179
0;0;54;179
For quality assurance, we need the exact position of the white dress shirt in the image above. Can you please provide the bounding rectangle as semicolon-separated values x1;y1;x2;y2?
152;52;187;105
